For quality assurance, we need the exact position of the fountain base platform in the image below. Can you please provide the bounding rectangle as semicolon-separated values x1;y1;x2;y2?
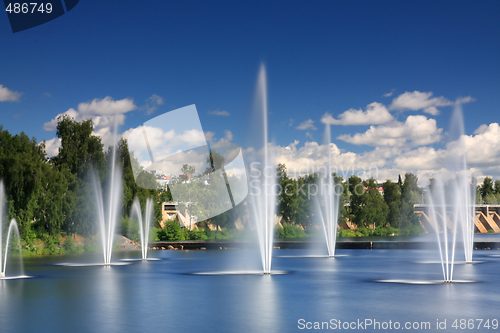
191;270;290;275
414;260;484;264
0;275;33;280
55;262;131;267
275;254;350;258
375;279;475;285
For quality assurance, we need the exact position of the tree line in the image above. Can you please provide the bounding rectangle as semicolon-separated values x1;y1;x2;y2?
275;164;423;236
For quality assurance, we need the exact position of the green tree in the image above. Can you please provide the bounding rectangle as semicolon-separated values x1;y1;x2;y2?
53;116;105;236
361;179;388;228
347;175;364;226
494;180;500;195
111;139;160;231
276;164;310;227
0;128;45;240
399;173;423;235
480;177;494;201
205;149;225;174
382;180;401;228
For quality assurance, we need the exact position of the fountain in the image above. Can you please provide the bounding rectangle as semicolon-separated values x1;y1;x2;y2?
378;104;476;284
93;120;125;266
448;104;476;264
127;197;159;261
0;181;31;280
316;124;341;258
425;105;478;282
58;118;129;267
193;64;288;275
250;64;278;275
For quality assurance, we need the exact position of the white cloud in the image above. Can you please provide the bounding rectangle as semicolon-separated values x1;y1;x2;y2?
305;132;313;139
459;122;500;166
142;94;164;115
204;131;215;142
394;147;442;171
296;119;317;130
43;97;136;131
454;96;475;105
322;102;394;125
338;115;442;147
389;91;453;115
43;138;61;158
243;120;500;186
383;89;395;97
224;130;233;141
77;96;136;115
0;84;22;102
208;110;230;116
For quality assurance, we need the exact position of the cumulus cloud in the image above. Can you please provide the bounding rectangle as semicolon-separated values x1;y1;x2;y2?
389;91;454;115
43;96;137;131
383;89;395;97
43;138;62;158
337;115;442;147
296;119;317;130
224;130;233;141
77;96;136;115
321;102;394;125
458;122;500;166
243;120;500;186
208;110;230;116
454;96;475;105
0;84;22;102
141;94;164;115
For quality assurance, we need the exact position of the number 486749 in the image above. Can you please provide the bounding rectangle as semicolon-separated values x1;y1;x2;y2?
452;319;499;330
5;3;53;14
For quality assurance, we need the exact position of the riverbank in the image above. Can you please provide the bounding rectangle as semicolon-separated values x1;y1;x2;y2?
149;236;500;250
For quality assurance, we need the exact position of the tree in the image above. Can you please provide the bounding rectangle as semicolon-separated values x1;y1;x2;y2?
494;180;500;195
53;116;105;236
347;175;364;225
205;149;225;174
349;177;388;228
275;164;311;227
382;180;401;228
53;115;105;177
181;164;196;176
111;139;160;227
480;177;494;201
0;128;45;240
399;173;423;235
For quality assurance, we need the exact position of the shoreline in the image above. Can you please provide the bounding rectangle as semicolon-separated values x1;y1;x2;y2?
149;239;500;250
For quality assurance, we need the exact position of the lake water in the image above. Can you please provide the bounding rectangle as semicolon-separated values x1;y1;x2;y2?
1;248;500;332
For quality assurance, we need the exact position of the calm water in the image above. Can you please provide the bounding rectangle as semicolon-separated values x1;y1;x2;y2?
1;248;500;333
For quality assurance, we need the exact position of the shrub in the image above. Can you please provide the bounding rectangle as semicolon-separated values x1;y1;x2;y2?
63;237;77;254
275;223;308;238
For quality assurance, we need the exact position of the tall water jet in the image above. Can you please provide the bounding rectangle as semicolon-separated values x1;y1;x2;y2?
0;181;29;279
250;64;276;274
130;197;154;260
424;104;476;282
316;124;340;257
93;120;123;266
448;105;476;263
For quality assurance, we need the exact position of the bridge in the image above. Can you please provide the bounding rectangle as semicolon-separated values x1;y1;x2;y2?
414;204;500;234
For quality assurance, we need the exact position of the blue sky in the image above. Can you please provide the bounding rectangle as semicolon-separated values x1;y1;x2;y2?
1;0;499;184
